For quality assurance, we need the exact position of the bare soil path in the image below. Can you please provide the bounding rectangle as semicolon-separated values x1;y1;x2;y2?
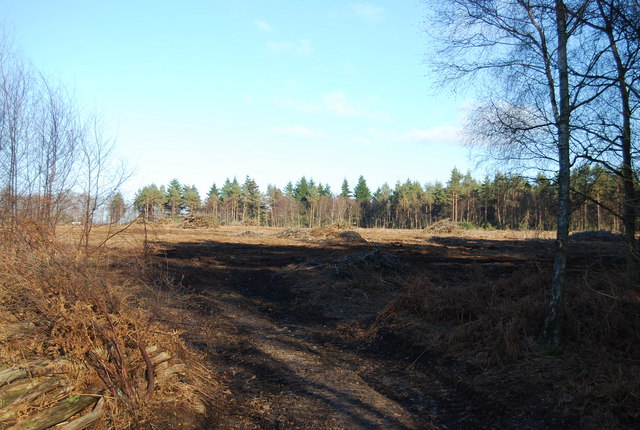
149;228;582;429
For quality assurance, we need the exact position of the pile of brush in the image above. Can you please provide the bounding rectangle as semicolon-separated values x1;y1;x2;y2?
0;221;219;429
182;214;219;229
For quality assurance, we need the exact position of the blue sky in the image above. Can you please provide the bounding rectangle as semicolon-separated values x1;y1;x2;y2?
1;1;473;197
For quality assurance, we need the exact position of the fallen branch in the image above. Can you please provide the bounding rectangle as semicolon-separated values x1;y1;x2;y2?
0;360;69;386
0;377;65;422
8;393;99;430
138;339;154;398
59;397;105;430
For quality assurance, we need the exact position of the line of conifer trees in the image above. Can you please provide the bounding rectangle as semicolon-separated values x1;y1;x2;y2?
130;164;635;231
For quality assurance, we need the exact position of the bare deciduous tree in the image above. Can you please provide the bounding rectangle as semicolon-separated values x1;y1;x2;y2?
77;116;130;252
425;0;596;346
0;34;129;248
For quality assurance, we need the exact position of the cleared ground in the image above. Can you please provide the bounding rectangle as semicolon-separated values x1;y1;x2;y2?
98;224;634;430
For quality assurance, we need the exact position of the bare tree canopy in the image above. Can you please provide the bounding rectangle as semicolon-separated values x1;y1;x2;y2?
424;0;639;345
0;34;129;248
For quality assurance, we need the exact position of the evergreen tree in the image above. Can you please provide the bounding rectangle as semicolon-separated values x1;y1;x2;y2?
207;183;220;200
294;176;311;202
221;178;241;223
461;171;479;223
265;184;283;226
308;183;321;227
182;185;202;214
205;183;220;214
373;183;392;204
318;183;332;197
242;176;262;223
284;182;294;197
166;179;183;216
134;184;166;221
353;175;372;202
446;168;463;222
109;192;126;224
340;179;351;198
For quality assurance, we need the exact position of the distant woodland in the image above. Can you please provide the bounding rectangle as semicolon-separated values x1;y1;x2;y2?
130;164;630;231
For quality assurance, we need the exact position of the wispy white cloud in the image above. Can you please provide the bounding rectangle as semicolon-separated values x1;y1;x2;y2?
266;39;314;55
272;97;316;112
269;125;325;138
322;91;360;117
399;126;462;146
349;136;374;146
296;39;314;55
324;92;391;121
273;91;391;121
255;20;272;31
350;3;385;22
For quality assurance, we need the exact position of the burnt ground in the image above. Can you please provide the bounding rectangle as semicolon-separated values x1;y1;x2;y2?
145;228;627;429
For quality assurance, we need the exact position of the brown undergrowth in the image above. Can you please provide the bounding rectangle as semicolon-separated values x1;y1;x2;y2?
371;264;640;429
0;221;222;429
280;249;406;320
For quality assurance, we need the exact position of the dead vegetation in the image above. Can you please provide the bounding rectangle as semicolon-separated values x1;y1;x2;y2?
275;227;367;244
182;214;220;229
370;261;640;429
424;218;463;234
0;221;222;429
279;249;405;320
2;223;637;429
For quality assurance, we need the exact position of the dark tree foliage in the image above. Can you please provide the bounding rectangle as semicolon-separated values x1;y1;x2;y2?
135;166;633;231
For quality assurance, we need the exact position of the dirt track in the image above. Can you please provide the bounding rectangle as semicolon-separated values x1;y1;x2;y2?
148;227;590;429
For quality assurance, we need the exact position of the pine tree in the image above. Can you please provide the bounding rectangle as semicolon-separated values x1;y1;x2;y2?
353;175;372;202
207;183;220;200
109;192;126;224
284;182;294;197
318;183;332;197
221;178;241;223
265;185;283;226
242;176;262;223
134;184;166;221
340;179;351;198
166;179;183;216
446;168;463;222
294;176;311;202
182;185;202;215
205;183;220;214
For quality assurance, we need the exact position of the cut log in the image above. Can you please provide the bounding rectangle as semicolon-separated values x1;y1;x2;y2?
0;368;28;386
59;397;105;430
150;352;170;366
0;359;70;386
144;345;158;355
0;379;40;409
8;394;99;430
157;363;186;382
0;377;64;422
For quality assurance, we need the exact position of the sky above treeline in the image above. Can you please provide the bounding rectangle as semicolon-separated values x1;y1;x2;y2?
1;0;474;197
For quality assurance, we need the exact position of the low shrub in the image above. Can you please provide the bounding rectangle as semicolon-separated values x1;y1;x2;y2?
458;221;474;230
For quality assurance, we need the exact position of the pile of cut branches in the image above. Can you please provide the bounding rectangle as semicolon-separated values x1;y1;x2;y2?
0;221;220;429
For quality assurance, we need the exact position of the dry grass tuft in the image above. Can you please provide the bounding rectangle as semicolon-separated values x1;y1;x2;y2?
371;264;640;429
